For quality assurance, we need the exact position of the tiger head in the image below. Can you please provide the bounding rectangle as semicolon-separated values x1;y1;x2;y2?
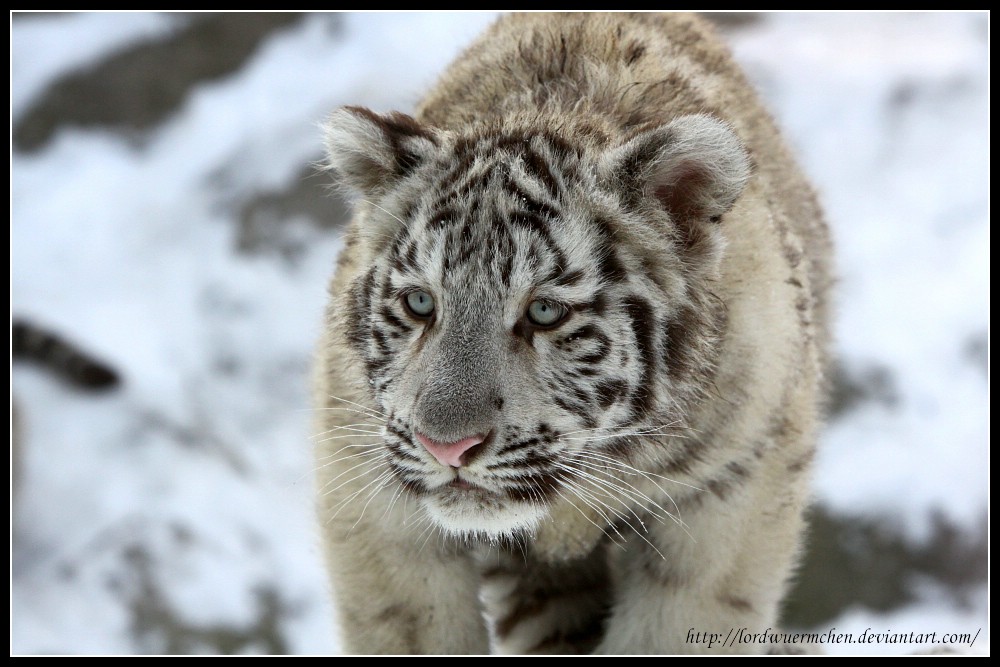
323;107;749;539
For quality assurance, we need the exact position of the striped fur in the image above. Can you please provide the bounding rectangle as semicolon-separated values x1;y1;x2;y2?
314;13;830;654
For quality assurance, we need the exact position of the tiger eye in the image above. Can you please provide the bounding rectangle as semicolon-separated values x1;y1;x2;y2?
526;299;566;327
403;290;435;318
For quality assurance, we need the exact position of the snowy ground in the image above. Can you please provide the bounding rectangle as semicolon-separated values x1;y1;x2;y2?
11;12;989;655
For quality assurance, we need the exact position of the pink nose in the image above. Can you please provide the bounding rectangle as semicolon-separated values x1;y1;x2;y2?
416;432;486;468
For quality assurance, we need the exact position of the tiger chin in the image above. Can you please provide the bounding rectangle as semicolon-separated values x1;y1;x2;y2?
313;13;832;655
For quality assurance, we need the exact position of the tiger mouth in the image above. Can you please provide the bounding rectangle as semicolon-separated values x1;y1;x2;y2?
439;475;498;499
432;470;560;507
448;477;476;490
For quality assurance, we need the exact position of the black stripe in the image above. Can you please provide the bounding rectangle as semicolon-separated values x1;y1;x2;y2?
589;216;628;284
401;241;418;270
503;178;560;221
563;381;592;409
553;395;586;418
345;268;376;351
554;268;584;286
558;323;599;345
624;41;646;66
661;436;705;475
623;296;656;418
426;207;457;231
502;467;562;503
595;379;628;408
385;421;415;447
386;440;422;464
553;395;597;429
494;436;542;458
707;477;733;501
378;273;394;301
378;307;410;333
574;331;611;364
370;327;391;355
786;449;815;473
500;247;515;288
528;610;607;654
435;151;475;196
726;461;749;480
538;129;583;159
522;147;560;198
507;212;568;275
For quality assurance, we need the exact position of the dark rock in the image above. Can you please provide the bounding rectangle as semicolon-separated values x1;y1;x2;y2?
14;14;314;152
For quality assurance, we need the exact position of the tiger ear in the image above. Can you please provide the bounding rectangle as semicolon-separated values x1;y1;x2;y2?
323;106;439;196
600;114;751;222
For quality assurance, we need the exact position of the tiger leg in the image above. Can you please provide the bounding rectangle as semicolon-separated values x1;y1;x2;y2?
594;462;809;654
479;545;611;654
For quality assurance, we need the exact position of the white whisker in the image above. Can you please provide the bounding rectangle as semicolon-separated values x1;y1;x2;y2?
309;407;386;424
561;469;668;560
556;422;686;438
381;483;408;520
358;198;407;228
553;487;627;550
567;450;698;531
325;394;389;420
325;463;392;519
559;427;688;443
313;447;386;473
313;433;384;446
319;456;391;495
556;460;669;528
315;442;383;461
557;461;666;535
574;460;684;525
570;450;704;492
311;421;386;437
347;469;397;533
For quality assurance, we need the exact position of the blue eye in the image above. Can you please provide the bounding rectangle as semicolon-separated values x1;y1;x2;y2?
404;290;435;318
526;299;565;327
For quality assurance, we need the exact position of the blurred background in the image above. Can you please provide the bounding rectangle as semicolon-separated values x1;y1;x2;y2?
10;12;988;655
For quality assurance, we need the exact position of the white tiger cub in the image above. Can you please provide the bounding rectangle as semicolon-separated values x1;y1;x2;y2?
314;13;831;654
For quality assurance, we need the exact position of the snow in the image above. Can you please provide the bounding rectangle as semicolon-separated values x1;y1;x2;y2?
11;11;988;656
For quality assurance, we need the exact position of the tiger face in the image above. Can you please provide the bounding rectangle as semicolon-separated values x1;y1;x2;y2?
324;108;749;538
